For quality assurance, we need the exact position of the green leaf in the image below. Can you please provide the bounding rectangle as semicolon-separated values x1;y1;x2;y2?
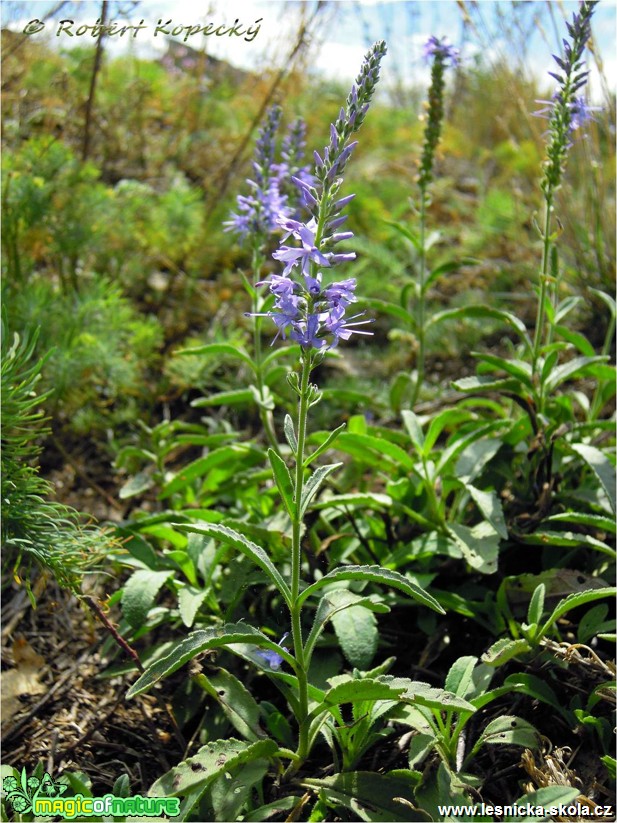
600;755;616;779
209;759;270;822
401;410;424;452
481;638;532;666
545;511;616;533
148;737;277;798
283;414;297;453
475;715;539;749
475;353;533;387
553;325;596;356
404;681;476;713
160;444;264;498
194;669;266;742
502;673;567;719
178;586;208;628
384;219;422;252
191;388;254;408
444;656;479;699
174;522;292;605
424;257;478;291
337;432;416;472
540;587;617;637
423;409;473;455
332;604;378;669
300;462;343;517
544;356;608;393
121;569;173;629
304;422;346;468
447;522;500;574
361;297;414;326
520;531;616;559
119;471;154;499
305;591;389;663
390;372;413;413
301;771;426;822
452;374;524;394
321;676;408;708
310;492;392;511
127;624;297;698
508;787;579;822
455;438;502;484
428;306;531;345
268;449;295;518
176;342;254;370
463;484;508;539
553;295;582;324
243;796;301;821
297;564;444;614
568;442;616;515
527;584;545;626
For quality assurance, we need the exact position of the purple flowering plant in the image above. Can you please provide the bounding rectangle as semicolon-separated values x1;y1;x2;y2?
531;0;599;368
219;107;315;448
128;41;444;782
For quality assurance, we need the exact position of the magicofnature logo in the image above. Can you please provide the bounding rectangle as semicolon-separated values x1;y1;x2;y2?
2;768;180;819
2;768;67;815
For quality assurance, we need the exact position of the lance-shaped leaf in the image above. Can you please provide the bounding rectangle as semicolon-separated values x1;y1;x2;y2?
174;523;292;606
427;306;531;349
337;432;416;472
304;591;389;663
160;444;264;498
301;771;428;822
300;462;343;517
332;605;379;669
424;257;478;291
447;522;500;575
268;449;295;518
465;484;508;539
520;530;616;559
402;681;476;713
304;422;346;468
283;414;297;453
126;624;297;698
191;388;254;408
540;587;617;638
176;342;255;371
297;564;444;614
308;676;409;722
121;569;174;629
544;355;608;393
569;442;616;515
473;715;539;750
194;669;267;742
482;637;532;666
148;737;277;798
310;492;392;511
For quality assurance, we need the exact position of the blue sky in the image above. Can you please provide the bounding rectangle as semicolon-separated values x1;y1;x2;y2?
4;1;615;101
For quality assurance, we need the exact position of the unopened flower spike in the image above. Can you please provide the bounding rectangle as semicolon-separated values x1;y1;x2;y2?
417;35;459;193
535;0;599;196
253;41;387;352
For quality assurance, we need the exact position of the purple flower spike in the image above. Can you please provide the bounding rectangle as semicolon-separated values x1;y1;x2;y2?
325;278;357;308
423;35;460;67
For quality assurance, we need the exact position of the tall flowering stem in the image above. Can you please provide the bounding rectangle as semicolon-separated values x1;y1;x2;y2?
412;37;458;406
254;41;387;776
532;0;597;373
